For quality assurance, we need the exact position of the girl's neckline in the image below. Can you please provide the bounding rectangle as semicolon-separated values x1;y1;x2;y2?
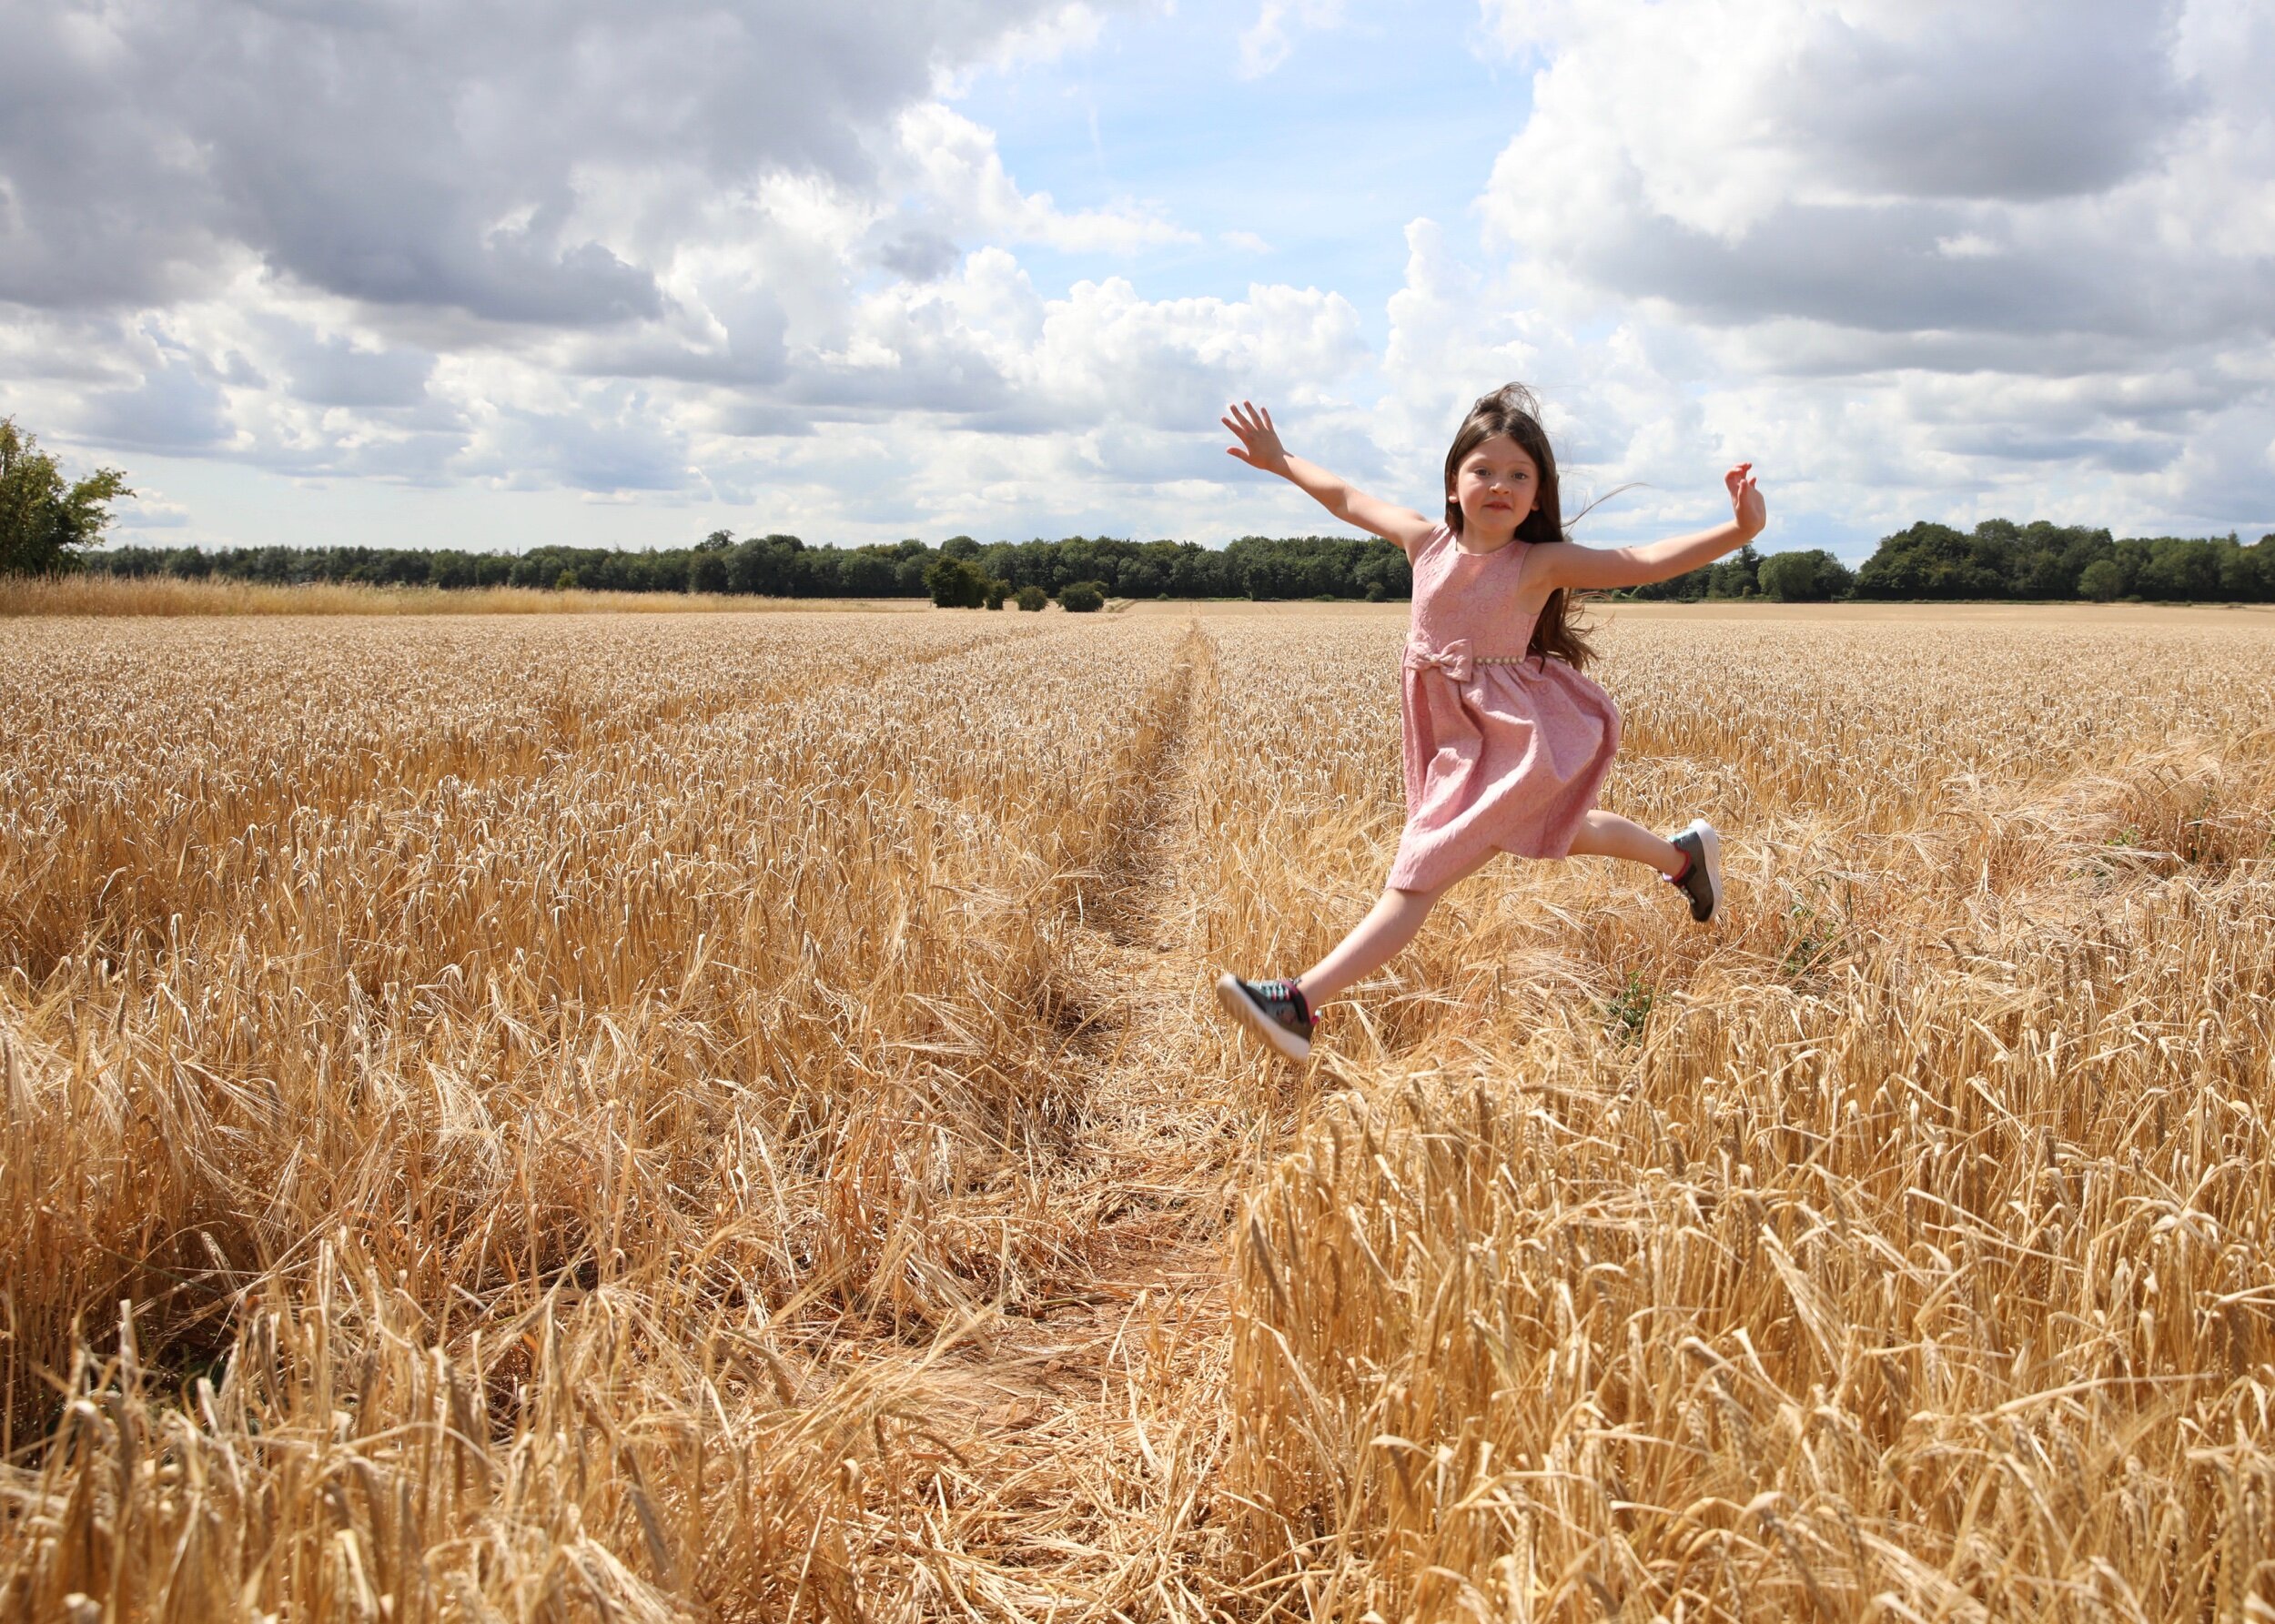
1450;534;1520;558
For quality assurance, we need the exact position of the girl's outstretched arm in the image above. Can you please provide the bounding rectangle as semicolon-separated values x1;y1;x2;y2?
1528;464;1767;592
1223;401;1437;556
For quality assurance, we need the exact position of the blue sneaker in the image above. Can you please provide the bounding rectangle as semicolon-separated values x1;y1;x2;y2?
1667;820;1724;923
1214;974;1316;1062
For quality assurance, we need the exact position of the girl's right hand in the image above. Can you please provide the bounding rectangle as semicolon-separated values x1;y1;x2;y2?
1222;401;1291;477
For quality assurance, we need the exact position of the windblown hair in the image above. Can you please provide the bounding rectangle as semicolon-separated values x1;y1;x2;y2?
1442;383;1597;672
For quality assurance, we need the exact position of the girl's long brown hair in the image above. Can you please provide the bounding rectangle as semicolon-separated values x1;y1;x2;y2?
1442;383;1597;672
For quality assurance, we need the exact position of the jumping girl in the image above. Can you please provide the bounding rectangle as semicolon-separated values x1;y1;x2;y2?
1214;384;1767;1062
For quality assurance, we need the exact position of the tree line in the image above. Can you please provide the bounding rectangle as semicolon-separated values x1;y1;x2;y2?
71;520;2275;605
1617;520;2275;603
12;418;2275;604
86;530;1418;604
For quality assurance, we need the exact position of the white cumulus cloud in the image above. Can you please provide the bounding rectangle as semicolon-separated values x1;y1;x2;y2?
1466;0;2275;539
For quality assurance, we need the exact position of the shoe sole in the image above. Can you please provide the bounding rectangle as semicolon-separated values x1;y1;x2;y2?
1214;973;1311;1063
1681;818;1724;923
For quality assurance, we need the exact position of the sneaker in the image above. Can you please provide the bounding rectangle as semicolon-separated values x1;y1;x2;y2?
1214;973;1317;1062
1666;819;1724;923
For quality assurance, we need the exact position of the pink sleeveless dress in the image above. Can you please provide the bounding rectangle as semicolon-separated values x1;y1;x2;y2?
1386;525;1622;892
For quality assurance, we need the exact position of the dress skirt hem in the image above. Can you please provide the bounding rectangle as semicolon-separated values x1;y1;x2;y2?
1384;654;1622;893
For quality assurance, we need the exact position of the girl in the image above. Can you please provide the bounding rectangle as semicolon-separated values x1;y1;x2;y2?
1214;384;1766;1063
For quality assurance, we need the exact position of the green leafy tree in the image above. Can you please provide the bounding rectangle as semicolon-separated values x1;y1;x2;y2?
1704;543;1762;599
1853;523;2006;599
0;418;132;574
983;576;1013;610
1014;584;1048;611
2218;538;2265;600
688;549;730;593
924;554;988;608
728;534;803;596
1756;548;1855;602
2136;538;2224;600
838;549;900;596
1119;556;1167;598
1057;580;1106;613
2078;559;2125;601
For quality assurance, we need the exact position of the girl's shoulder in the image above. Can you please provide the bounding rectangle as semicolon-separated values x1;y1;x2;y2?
1410;522;1454;561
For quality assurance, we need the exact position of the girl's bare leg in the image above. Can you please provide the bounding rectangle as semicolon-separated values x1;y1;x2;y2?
1565;809;1684;875
1292;886;1439;1007
1294;849;1501;1006
1295;817;1681;1010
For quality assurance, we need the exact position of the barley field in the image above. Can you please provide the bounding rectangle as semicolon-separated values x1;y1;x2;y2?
2;600;2271;1621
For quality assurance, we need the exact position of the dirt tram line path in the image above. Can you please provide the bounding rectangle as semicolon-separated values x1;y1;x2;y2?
863;619;1278;1617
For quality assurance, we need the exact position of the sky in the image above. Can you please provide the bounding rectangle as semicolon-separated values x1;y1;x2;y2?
2;0;2270;561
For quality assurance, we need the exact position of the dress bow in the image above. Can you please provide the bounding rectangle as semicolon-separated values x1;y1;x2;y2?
1403;639;1473;683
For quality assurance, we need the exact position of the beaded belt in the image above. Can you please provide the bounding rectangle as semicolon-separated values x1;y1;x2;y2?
1401;639;1531;681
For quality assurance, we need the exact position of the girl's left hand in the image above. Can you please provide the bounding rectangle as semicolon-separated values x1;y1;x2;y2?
1725;463;1765;539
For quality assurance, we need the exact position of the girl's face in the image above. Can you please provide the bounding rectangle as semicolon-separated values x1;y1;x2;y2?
1451;435;1539;534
